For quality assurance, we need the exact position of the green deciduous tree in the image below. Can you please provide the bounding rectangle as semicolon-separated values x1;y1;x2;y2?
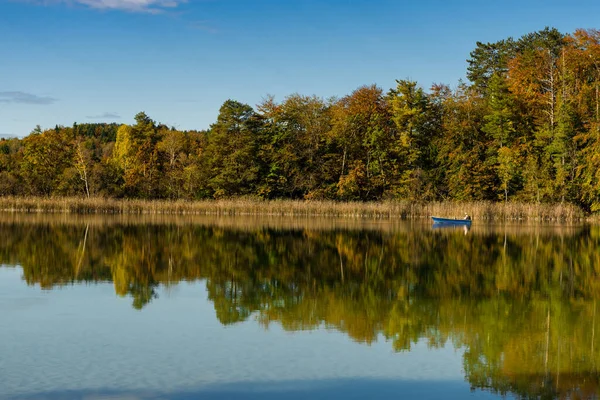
388;79;438;200
203;100;264;198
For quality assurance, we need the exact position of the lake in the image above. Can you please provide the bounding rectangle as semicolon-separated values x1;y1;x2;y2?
0;214;598;399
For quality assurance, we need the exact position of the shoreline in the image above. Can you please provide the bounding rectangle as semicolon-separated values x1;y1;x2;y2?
0;196;587;222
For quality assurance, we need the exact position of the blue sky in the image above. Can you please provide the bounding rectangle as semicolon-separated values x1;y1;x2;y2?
1;0;600;137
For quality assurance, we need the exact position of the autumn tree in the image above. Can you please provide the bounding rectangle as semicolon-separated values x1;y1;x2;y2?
20;127;72;196
328;85;393;200
257;94;332;199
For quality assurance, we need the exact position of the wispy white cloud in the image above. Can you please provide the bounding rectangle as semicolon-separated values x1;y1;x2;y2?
0;91;57;105
24;0;187;13
86;112;122;119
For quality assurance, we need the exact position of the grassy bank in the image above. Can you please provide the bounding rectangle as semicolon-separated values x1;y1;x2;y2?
0;196;587;221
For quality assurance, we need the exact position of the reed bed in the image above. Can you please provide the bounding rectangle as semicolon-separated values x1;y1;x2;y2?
0;196;587;221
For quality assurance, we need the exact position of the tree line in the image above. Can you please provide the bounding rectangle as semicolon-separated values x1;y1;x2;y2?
2;27;600;209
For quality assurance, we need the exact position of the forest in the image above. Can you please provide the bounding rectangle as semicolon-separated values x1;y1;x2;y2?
2;27;600;211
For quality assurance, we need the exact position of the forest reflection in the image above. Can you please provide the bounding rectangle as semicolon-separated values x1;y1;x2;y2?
1;215;599;399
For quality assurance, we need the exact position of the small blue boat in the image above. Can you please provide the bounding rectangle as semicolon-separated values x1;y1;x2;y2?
432;216;472;226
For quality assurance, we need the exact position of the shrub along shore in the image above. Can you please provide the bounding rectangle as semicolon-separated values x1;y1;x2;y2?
0;196;586;222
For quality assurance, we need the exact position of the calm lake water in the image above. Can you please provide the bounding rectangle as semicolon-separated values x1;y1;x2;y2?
0;214;598;400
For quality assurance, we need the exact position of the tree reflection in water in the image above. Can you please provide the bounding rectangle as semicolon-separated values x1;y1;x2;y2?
1;215;599;399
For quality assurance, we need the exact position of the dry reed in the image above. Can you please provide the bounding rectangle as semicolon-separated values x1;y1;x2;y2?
0;196;587;222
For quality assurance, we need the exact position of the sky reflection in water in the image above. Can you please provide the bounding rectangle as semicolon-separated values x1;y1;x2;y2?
0;216;598;399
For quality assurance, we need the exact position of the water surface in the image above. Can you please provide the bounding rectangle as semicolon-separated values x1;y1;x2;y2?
0;215;598;399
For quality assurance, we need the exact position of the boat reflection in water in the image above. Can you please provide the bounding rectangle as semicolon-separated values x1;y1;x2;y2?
432;221;471;235
432;216;471;234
